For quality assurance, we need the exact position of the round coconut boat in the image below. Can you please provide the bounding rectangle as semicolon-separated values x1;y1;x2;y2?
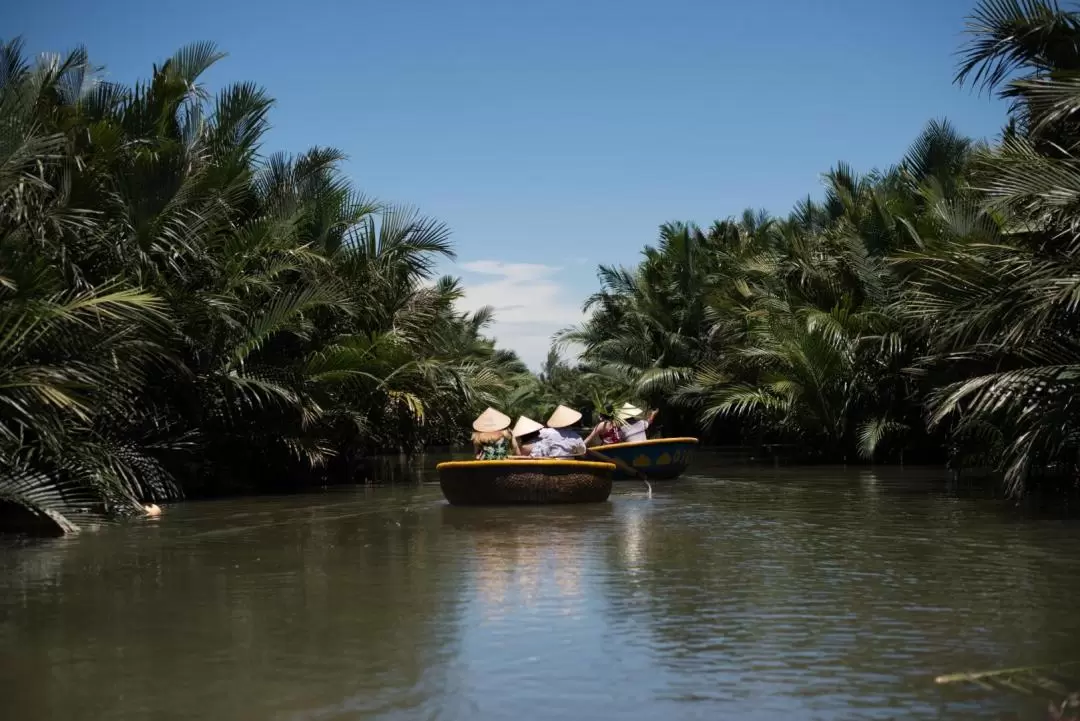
436;459;615;506
593;437;699;481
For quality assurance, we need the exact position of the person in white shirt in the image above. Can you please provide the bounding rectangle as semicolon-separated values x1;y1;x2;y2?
530;405;587;457
617;403;659;442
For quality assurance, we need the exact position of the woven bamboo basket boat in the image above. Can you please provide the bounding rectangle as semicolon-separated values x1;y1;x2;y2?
594;437;699;480
436;459;615;505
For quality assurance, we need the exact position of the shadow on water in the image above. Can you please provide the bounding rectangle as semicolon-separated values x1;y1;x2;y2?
358;449;464;486
0;488;471;721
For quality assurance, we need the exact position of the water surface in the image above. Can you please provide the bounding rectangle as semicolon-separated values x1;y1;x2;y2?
3;456;1079;720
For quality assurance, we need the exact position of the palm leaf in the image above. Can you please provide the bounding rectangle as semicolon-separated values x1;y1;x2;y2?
0;466;103;534
856;417;909;460
936;661;1080;702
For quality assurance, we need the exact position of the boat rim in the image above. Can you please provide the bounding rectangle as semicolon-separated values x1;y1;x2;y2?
436;459;616;471
597;437;699;452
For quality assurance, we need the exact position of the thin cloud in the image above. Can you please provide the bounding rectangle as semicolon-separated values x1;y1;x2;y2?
456;260;584;368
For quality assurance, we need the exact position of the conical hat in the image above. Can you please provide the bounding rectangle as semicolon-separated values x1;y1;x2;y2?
617;403;644;421
472;407;511;432
546;404;582;429
511;416;544;438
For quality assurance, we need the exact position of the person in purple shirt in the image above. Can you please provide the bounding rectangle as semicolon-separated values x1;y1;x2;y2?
530;405;587;457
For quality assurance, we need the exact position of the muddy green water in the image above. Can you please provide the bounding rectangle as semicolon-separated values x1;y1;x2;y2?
2;456;1079;720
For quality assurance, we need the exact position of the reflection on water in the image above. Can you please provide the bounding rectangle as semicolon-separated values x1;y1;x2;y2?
2;459;1079;720
442;508;603;616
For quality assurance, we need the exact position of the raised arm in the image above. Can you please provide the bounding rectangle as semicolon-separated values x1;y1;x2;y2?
583;422;602;446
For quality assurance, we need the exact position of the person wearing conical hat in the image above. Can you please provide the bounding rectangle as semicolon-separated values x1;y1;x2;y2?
546;404;582;429
510;415;544;456
529;405;587;458
616;402;659;443
584;403;623;447
472;407;518;460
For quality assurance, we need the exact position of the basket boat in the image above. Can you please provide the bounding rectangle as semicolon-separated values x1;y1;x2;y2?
591;437;699;480
436;459;615;505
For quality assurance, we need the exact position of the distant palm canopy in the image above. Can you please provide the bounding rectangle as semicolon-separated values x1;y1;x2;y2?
558;0;1080;496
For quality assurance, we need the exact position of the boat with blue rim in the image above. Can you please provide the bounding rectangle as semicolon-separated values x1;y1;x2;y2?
592;437;699;480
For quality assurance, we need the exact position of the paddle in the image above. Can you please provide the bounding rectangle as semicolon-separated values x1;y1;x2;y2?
585;448;652;499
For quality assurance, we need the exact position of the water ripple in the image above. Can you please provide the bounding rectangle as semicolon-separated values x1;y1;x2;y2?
0;461;1076;720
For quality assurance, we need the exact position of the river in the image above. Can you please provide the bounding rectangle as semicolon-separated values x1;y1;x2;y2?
2;455;1079;720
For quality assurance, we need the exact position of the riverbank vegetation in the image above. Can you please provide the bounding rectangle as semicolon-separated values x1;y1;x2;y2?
562;0;1080;496
0;39;539;526
6;1;1080;531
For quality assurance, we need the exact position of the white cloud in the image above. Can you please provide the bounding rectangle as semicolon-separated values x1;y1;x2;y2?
455;260;585;369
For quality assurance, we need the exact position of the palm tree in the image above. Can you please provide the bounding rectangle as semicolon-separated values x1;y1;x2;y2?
886;0;1080;493
565;114;983;461
0;38;525;531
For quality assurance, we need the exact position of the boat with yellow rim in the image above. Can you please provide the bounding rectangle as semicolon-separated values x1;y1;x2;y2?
592;437;699;480
436;459;615;505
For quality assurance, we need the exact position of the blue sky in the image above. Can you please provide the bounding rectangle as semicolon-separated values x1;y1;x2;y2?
9;0;1006;368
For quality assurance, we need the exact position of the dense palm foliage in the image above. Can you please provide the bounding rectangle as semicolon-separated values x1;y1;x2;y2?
490;348;621;425
564;0;1080;495
0;40;525;529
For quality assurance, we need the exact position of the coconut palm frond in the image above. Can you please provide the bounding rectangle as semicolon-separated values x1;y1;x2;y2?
0;466;104;534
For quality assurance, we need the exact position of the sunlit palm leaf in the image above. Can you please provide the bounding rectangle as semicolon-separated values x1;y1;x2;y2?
0;467;100;534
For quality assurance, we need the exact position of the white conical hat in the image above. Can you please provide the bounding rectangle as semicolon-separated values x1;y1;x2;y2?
546;404;582;429
472;407;511;432
617;403;644;421
511;416;544;438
